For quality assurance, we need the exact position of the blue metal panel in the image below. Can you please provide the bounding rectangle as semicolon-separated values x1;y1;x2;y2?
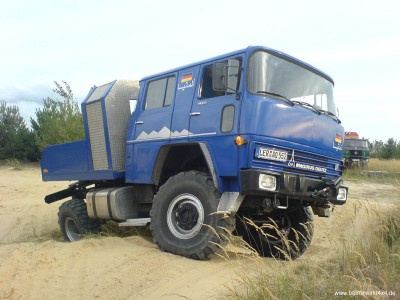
188;132;239;177
170;66;200;142
187;53;245;179
125;74;176;183
239;94;344;157
235;93;344;182
126;140;169;183
41;140;125;181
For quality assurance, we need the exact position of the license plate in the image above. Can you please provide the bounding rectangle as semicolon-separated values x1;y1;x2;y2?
255;147;288;162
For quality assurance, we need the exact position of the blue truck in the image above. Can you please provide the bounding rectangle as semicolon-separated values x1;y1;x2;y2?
41;46;348;260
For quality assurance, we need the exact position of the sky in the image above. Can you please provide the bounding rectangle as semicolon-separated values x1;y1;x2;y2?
1;0;399;141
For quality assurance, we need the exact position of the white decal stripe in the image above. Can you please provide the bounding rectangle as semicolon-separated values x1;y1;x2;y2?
127;127;217;143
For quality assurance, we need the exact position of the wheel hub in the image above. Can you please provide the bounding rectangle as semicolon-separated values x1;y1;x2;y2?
167;194;205;239
175;203;199;230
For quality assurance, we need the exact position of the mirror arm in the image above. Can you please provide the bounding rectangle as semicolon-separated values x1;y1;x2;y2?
235;91;241;100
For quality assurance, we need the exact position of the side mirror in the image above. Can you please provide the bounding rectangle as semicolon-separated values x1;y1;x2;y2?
212;59;240;93
212;62;226;92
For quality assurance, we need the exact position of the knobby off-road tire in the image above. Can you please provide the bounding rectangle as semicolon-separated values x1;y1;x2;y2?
58;199;101;242
236;206;314;260
150;171;235;260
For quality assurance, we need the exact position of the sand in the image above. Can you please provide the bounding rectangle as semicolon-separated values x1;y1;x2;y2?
0;165;398;299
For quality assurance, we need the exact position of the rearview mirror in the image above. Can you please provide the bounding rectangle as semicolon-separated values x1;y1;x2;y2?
212;59;240;93
212;62;226;91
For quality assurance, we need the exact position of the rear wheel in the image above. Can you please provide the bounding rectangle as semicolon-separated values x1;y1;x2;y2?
150;171;235;260
236;207;314;259
58;199;101;241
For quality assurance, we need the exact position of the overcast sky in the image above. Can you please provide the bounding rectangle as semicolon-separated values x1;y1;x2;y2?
1;0;399;141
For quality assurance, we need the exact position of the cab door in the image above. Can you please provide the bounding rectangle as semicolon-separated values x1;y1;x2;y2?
130;74;176;183
170;67;200;142
188;58;242;176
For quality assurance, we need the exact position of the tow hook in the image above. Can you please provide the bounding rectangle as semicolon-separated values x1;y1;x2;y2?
273;194;289;209
308;187;329;198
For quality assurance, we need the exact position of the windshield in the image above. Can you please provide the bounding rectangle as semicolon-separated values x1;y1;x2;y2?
344;139;369;148
247;51;337;115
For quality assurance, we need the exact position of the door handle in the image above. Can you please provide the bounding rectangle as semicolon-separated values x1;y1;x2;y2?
189;112;201;116
135;121;144;124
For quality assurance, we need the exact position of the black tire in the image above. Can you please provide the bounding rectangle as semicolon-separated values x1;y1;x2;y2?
58;199;101;242
236;207;314;260
150;171;235;260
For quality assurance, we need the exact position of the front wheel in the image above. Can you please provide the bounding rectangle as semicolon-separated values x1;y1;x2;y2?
150;171;234;260
58;199;101;241
236;207;314;260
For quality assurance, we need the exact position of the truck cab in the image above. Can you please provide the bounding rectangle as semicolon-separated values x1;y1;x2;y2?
343;132;370;168
41;46;348;260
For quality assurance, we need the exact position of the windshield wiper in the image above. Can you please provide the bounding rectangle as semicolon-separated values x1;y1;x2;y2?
256;91;294;106
292;100;321;115
318;109;341;124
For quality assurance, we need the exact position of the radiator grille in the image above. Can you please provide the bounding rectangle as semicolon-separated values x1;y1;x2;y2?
252;142;342;179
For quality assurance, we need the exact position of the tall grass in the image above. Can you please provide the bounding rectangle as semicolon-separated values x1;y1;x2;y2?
368;158;400;173
224;206;400;299
344;158;400;183
4;158;23;170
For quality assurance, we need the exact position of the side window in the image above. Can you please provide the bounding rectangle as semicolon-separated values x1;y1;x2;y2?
200;65;217;99
221;105;235;133
164;77;175;106
145;76;176;110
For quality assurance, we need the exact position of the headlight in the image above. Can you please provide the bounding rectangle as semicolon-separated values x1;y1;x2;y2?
337;187;348;201
259;174;277;191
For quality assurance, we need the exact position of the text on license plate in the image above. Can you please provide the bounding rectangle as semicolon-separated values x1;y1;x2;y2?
255;147;288;162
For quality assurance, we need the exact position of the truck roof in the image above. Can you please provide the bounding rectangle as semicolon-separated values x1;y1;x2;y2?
140;45;334;85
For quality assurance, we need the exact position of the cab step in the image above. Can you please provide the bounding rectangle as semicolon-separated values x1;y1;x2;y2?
118;218;151;227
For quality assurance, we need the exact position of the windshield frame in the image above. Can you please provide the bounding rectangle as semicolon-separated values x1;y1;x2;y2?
246;49;337;115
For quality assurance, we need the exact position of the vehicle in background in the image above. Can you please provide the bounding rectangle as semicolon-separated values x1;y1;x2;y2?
343;131;370;168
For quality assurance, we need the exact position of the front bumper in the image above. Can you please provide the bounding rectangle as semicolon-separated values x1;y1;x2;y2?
240;169;347;205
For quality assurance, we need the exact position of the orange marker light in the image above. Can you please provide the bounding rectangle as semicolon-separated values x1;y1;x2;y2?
235;136;246;146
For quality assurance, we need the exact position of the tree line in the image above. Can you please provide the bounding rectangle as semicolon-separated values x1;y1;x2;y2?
1;81;400;162
369;139;400;160
0;81;84;162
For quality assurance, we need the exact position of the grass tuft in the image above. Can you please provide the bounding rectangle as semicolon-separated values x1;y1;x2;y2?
5;158;23;170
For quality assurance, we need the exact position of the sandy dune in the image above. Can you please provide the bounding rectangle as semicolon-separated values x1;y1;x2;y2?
0;166;398;299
